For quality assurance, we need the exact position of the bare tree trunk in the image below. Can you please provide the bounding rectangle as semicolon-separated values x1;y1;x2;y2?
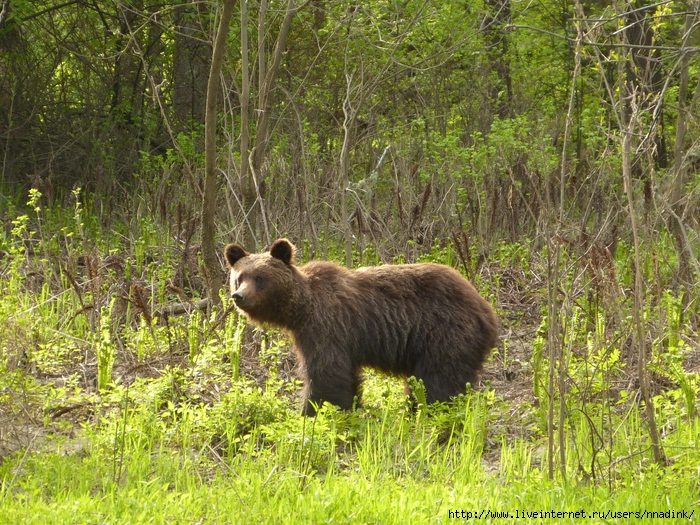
240;0;303;248
240;0;255;250
258;0;267;109
547;7;583;481
616;2;665;467
624;2;667;170
340;63;356;268
483;0;513;119
545;1;581;481
669;11;695;293
621;108;665;466
250;0;299;171
173;1;210;130
545;236;559;481
202;0;236;306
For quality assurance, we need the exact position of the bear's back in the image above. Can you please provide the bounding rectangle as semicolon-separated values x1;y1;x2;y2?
294;260;498;371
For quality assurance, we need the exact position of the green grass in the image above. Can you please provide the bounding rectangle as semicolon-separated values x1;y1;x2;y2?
1;404;697;524
1;368;697;523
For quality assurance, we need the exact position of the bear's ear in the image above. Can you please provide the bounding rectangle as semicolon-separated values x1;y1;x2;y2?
224;243;249;268
270;238;295;265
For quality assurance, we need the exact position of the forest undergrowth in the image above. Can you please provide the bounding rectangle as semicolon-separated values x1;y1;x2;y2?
0;188;699;524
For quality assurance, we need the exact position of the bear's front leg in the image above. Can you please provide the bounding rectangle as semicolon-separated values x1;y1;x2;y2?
301;362;361;416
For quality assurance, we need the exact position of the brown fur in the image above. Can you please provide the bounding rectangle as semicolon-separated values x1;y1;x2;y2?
224;239;499;416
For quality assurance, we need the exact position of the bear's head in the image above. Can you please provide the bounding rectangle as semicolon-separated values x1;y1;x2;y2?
223;238;298;326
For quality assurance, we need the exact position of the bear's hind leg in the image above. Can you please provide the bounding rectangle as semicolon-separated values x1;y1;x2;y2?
413;360;477;405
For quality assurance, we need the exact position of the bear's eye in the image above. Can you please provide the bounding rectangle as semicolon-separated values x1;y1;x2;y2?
255;275;264;287
234;276;241;289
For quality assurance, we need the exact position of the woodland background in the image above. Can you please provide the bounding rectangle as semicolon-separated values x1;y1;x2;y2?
5;0;698;261
0;1;699;522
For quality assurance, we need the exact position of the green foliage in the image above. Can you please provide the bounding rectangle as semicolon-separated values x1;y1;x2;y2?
650;292;698;419
493;239;532;271
96;298;117;391
416;239;453;266
229;313;246;380
407;376;427;410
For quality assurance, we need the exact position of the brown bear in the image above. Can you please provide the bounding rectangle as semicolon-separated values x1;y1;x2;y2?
224;238;499;416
